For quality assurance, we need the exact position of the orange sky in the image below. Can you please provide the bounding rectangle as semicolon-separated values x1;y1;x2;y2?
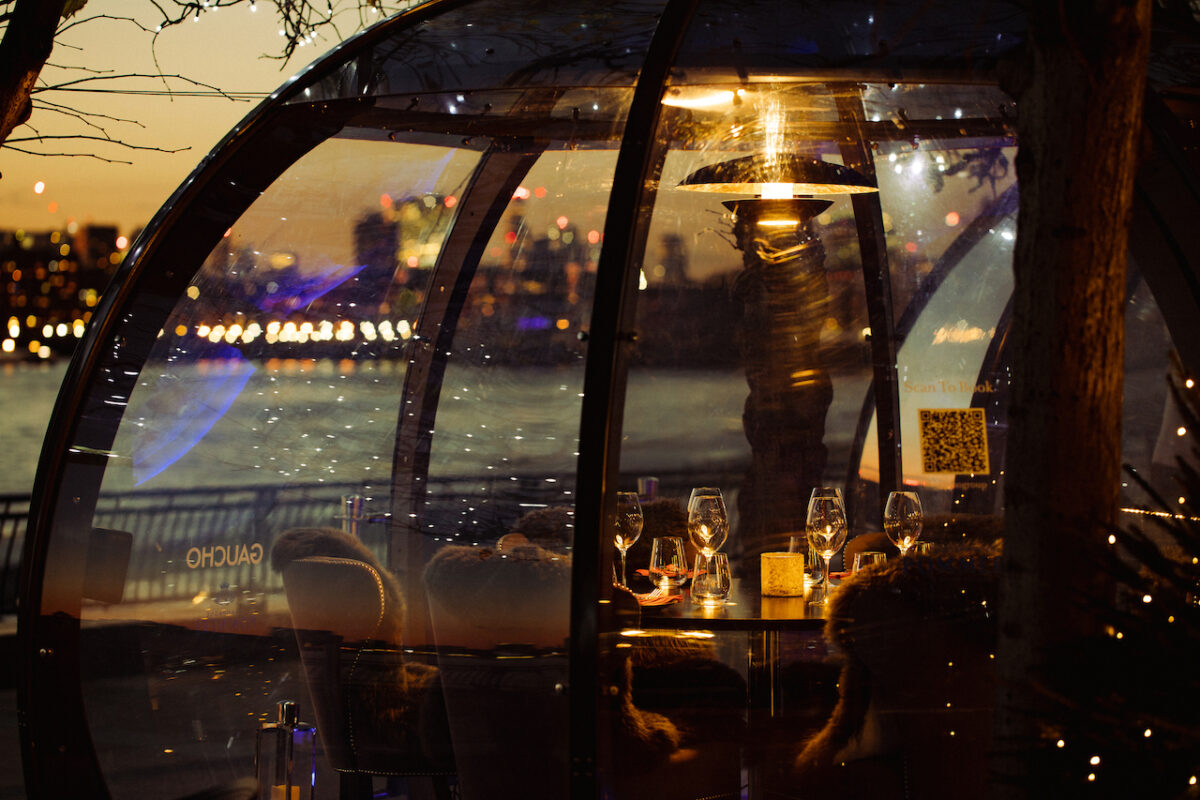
0;0;394;236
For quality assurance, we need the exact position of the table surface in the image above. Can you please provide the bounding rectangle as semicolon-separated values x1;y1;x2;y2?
637;578;831;632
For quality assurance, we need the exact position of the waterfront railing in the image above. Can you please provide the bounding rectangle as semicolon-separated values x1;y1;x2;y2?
0;468;737;621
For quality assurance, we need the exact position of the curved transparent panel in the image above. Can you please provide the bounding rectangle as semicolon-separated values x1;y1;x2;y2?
31;1;645;797
597;3;1025;798
27;3;1200;800
594;6;1197;795
301;0;664;103
859;140;1017;510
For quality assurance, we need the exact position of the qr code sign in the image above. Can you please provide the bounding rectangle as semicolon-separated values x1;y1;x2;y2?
918;408;991;474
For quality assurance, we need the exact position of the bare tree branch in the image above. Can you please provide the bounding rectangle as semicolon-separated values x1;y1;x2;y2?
4;133;189;153
43;61;113;74
0;143;135;163
56;13;155;36
32;99;146;136
33;71;242;105
0;0;423;159
34;97;145;125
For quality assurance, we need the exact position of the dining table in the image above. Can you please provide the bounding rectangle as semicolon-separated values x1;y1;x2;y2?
632;576;841;799
635;577;834;719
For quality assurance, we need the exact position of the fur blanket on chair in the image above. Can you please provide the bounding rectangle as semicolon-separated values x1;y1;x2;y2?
845;512;1003;564
423;541;572;649
794;543;1000;797
423;537;746;772
271;526;407;645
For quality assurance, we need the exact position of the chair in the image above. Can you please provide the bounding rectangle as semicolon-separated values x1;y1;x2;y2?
604;586;746;800
423;542;572;800
278;548;454;799
793;545;1000;799
423;542;745;800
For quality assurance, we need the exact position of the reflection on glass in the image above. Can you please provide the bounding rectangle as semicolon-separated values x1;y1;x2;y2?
688;487;729;557
614;491;643;588
884;491;924;556
806;487;847;602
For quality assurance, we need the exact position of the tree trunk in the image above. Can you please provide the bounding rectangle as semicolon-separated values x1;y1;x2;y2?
0;0;66;149
994;1;1152;796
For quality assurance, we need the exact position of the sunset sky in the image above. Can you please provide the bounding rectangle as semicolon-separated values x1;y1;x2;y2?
0;0;401;236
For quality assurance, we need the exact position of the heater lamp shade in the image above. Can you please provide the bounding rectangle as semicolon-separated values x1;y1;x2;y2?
679;153;878;196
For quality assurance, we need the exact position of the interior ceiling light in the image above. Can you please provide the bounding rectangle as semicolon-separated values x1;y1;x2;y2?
678;153;878;197
662;86;749;109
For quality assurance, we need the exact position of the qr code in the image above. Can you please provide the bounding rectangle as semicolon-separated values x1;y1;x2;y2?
918;408;991;474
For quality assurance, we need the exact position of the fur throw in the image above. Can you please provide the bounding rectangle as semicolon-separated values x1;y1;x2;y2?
844;513;1003;569
271;526;406;645
921;512;1005;546
423;542;572;649
611;657;683;771
642;497;690;540
796;544;999;775
510;505;575;549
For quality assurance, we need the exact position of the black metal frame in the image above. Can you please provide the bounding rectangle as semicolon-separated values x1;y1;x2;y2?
21;0;1200;797
16;1;462;795
834;88;903;517
568;0;697;793
17;101;358;798
387;142;544;647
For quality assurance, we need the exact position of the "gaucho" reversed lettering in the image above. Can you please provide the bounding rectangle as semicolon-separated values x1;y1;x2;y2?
185;543;264;569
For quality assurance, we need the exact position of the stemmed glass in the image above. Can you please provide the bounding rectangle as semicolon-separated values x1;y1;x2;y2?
884;491;923;556
613;491;643;588
687;487;729;585
806;487;847;603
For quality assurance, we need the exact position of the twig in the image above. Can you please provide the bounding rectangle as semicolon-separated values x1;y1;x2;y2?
0;144;135;164
34;72;238;102
43;62;116;75
56;13;157;36
31;100;147;134
5;134;189;153
32;97;142;124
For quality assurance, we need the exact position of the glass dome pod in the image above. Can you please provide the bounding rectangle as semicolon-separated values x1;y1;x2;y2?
17;1;1200;798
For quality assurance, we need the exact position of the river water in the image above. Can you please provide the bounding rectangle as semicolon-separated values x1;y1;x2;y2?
0;360;69;496
0;357;870;499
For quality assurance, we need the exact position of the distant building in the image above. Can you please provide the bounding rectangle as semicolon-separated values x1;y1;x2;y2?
0;225;124;359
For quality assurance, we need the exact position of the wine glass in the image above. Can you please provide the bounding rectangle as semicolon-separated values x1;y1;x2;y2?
613;491;643;588
884;491;923;556
806;487;847;602
688;488;728;592
650;537;687;590
688;488;729;555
